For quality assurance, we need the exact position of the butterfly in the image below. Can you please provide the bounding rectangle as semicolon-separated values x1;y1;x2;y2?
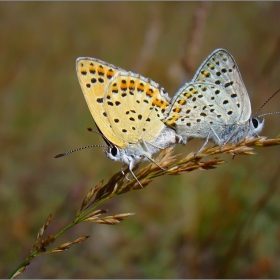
67;57;178;186
163;48;265;148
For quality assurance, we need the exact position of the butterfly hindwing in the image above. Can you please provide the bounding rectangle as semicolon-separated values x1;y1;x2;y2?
192;48;251;122
104;73;170;144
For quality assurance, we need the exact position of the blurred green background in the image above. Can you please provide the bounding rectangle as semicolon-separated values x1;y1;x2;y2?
1;2;280;278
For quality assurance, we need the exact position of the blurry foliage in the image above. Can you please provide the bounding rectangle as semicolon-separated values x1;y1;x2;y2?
0;2;280;278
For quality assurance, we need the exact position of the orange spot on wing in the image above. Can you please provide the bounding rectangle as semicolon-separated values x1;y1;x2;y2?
129;81;135;89
121;84;127;90
107;69;114;77
184;93;192;99
98;67;105;75
164;116;179;126
174;108;181;113
203;71;210;77
138;84;145;91
178;99;186;105
152;99;169;109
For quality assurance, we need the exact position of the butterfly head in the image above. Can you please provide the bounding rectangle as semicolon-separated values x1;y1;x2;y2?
249;116;265;136
95;125;137;165
104;144;121;162
104;142;144;168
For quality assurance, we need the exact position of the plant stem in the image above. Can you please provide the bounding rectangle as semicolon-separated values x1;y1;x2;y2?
8;196;112;278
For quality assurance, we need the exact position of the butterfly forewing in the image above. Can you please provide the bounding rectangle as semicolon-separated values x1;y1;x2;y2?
191;49;251;122
76;57;126;147
104;73;169;143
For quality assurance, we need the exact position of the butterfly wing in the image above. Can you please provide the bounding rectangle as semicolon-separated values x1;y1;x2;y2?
164;82;240;138
191;48;251;122
103;73;170;144
76;57;126;148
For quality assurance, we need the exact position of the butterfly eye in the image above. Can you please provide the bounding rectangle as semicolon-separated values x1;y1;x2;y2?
110;146;119;157
251;117;259;128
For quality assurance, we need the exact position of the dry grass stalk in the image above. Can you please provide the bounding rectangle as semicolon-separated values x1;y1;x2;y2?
84;213;135;225
50;236;90;253
9;180;136;278
34;213;52;246
89;136;280;203
9;135;280;279
11;265;29;279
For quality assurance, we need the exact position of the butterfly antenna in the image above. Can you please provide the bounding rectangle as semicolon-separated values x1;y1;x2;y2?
257;111;280;118
254;88;280;116
87;126;102;135
55;144;106;158
88;125;114;148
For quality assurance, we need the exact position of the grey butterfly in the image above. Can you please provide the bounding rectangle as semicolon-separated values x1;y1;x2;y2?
164;48;264;147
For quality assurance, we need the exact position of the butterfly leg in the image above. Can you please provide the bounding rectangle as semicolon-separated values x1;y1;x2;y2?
128;161;143;188
142;139;162;151
210;125;222;145
121;165;131;181
142;140;165;170
196;130;211;154
194;125;218;155
144;154;166;171
223;126;240;147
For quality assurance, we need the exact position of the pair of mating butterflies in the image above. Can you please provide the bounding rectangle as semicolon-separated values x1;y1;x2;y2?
57;49;266;185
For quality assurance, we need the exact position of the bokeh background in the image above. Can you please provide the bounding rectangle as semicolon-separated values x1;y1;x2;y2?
1;2;280;278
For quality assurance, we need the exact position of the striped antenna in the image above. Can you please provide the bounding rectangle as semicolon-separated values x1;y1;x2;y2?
55;144;106;158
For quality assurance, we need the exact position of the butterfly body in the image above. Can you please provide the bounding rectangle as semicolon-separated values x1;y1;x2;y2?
76;57;178;182
164;49;264;146
104;125;177;168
